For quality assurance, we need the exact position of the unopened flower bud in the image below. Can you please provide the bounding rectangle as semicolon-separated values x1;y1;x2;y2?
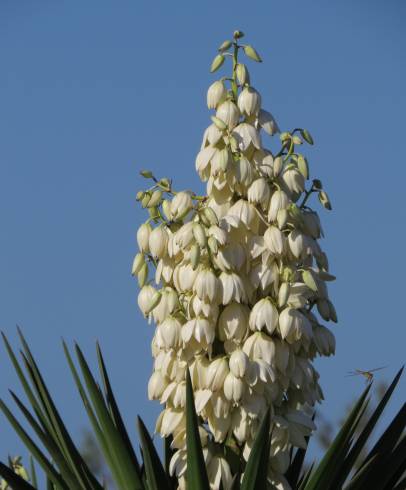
158;178;171;191
278;282;290;307
193;223;207;248
317;298;330;321
202;207;218;226
229;349;249;378
273;156;283;177
277;209;288;229
210;54;225;73
149;226;168;258
145;291;162;315
132;253;145;276
137;223;152;253
140;170;153;178
211;116;227;131
302;270;318;292
243;44;262;62
319;191;332;210
208;236;218;254
218;40;232;52
233;30;244;39
138;262;148;287
190;244;200;270
136;191;145;201
148;189;162;208
236;63;250;85
141;192;151;208
297;155;309;180
162;199;172;220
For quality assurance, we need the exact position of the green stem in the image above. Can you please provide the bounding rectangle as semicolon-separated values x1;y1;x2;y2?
231;42;239;100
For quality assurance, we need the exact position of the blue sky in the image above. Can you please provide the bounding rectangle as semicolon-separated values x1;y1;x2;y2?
1;0;405;467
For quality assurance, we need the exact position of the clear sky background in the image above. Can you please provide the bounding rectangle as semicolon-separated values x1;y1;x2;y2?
1;0;405;469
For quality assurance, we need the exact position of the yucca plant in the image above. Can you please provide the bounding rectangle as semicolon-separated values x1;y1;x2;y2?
0;331;405;489
1;30;406;490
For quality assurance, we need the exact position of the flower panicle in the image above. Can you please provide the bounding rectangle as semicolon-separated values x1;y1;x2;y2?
133;31;335;490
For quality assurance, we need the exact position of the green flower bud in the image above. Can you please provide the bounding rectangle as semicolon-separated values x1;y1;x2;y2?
236;63;250;85
158;178;171;191
319;191;332;210
145;291;162;315
138;263;148;287
202;207;218;225
208;235;218;254
136;191;145;201
233;30;245;39
147;189;162;208
243;45;262;62
140;170;153;178
218;40;232;52
273;156;283;177
328;299;338;323
278;282;290;308
211;115;227;130
190;243;201;270
162;199;172;220
297;155;309;180
302;270;318;292
141;192;151;208
300;129;314;145
292;135;302;145
210;54;225;73
193;223;207;247
277;208;288;229
282;266;293;282
317;298;330;321
280;132;290;142
132;253;145;276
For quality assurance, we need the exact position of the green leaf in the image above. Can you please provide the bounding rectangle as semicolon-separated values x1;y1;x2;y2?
333;367;403;488
0;399;69;490
15;330;101;490
304;384;371;490
347;403;406;490
96;343;141;476
30;455;38;488
298;462;314;490
185;369;210;490
286;437;310;488
8;391;85;489
240;408;271;490
137;416;170;490
74;344;143;490
0;462;37;490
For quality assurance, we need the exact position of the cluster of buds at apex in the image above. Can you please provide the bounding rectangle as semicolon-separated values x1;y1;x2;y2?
133;32;336;490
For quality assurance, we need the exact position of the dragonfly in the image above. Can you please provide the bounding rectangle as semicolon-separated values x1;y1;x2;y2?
345;366;387;384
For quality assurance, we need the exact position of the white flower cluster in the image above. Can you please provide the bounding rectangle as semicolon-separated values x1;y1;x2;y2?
133;32;336;490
